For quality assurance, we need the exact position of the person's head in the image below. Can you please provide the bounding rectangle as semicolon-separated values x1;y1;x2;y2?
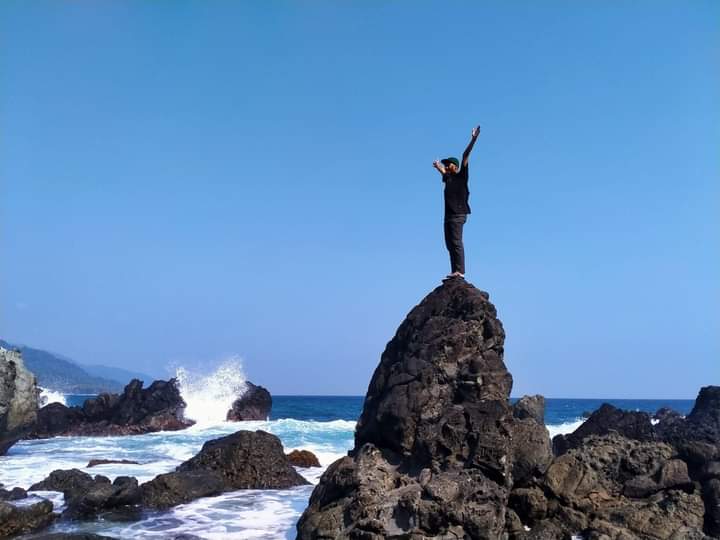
441;157;459;173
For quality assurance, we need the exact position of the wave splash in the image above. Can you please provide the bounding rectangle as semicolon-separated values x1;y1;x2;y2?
176;358;248;425
38;386;67;406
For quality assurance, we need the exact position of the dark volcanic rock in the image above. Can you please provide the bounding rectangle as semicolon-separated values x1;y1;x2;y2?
287;449;321;468
1;346;40;454
226;381;272;421
0;486;27;501
87;459;141;468
30;378;193;438
297;280;718;540
0;498;55;537
141;430;308;509
298;279;535;539
511;396;552;486
140;470;224;510
552;402;656;455
30;469;141;519
539;434;705;539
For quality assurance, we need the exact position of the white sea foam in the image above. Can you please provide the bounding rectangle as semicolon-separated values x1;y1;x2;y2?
546;418;585;439
38;386;66;406
176;358;248;425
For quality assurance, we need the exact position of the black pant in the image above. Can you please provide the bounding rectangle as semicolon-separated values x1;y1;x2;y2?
444;214;467;274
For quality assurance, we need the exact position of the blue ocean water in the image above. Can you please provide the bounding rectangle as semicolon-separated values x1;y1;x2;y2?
11;391;692;539
68;393;695;424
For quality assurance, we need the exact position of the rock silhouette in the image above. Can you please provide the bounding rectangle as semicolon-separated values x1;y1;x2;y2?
298;279;547;539
226;381;272;421
297;279;719;539
29;378;192;438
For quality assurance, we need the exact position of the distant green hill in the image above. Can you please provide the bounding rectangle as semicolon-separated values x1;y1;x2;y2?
0;340;154;393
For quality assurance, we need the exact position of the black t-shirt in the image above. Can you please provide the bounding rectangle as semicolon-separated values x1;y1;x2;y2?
443;163;471;216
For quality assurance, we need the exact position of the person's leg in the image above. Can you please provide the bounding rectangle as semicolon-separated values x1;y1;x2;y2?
448;215;466;275
444;218;457;274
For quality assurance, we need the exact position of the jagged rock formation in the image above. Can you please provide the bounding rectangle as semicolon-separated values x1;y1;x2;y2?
226;381;272;421
0;498;55;538
0;346;40;454
28;378;192;438
27;430;308;521
544;386;720;538
297;279;551;539
297;279;718;540
142;430;308;508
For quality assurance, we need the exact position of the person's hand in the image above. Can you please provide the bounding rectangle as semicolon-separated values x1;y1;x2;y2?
433;160;442;169
471;125;481;139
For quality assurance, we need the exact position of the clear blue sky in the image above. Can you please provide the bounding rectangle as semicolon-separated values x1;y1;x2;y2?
1;2;718;398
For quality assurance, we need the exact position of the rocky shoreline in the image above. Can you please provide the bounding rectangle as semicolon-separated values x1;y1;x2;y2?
298;279;719;539
2;280;718;539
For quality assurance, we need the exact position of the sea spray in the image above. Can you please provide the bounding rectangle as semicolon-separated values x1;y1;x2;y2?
176;358;248;425
38;386;67;406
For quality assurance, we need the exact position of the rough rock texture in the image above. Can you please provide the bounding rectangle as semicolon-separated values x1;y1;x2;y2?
297;280;718;540
226;381;272;421
29;378;193;438
546;385;720;538
29;469;141;519
87;458;141;468
287;449;321;468
298;279;546;539
552;403;656;455
0;346;40;454
0;486;27;501
141;430;308;509
0;498;55;538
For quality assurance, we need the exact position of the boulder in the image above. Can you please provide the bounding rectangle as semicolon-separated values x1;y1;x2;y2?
226;381;272;421
1;346;40;454
298;279;532;539
29;378;193;438
29;469;141;519
0;499;55;538
287;449;321;468
511;396;552;485
0;486;27;501
141;430;308;509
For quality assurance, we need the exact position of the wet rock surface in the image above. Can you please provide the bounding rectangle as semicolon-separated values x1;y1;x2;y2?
1;346;40;455
296;279;720;539
287;449;321;468
226;381;272;421
142;429;309;508
0;498;55;538
29;378;193;438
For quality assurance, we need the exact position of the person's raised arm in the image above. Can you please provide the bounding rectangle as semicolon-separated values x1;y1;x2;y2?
433;159;447;176
461;125;480;168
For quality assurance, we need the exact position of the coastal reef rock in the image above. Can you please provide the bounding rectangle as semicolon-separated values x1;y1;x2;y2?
548;385;720;538
26;430;309;523
141;429;309;508
29;378;192;438
226;381;272;421
0;346;40;454
30;469;141;520
297;279;551;539
297;279;719;539
0;498;55;538
287;449;322;468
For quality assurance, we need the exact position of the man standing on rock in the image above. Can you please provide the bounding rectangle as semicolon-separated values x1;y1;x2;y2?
433;125;480;279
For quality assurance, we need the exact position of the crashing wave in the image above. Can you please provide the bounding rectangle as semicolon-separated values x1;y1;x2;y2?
176;358;248;425
38;386;67;407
